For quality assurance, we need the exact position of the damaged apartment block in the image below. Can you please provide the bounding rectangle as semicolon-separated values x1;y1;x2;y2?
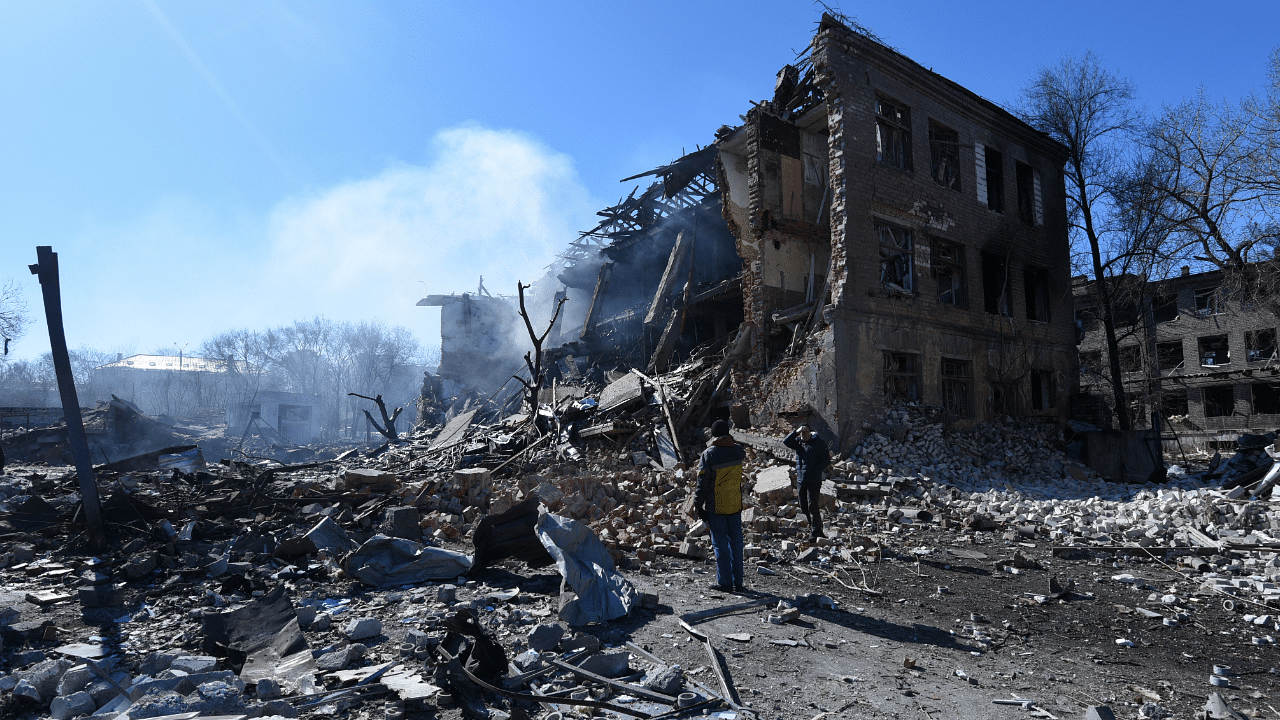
416;14;1076;451
724;15;1074;445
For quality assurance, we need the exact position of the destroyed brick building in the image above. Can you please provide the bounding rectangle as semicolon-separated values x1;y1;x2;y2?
1075;265;1280;448
416;15;1076;450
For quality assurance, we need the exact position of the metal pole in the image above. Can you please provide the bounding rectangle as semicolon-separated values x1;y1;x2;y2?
29;246;105;549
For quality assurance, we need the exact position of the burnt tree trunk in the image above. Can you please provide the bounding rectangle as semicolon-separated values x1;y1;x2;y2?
513;281;568;430
348;393;402;442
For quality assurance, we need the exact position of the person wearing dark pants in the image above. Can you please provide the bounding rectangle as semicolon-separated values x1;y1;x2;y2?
783;424;830;542
695;419;747;592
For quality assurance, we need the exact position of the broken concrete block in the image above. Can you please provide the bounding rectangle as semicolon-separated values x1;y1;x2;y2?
527;623;564;652
796;547;821;562
405;629;432;648
169;655;217;674
311;613;332;631
18;657;71;698
78;584;126;608
12;543;36;564
138;651;176;676
252;676;277;696
315;645;365;672
1084;706;1117;720
384;507;421;540
643;665;684;695
55;664;93;696
85;677;121;705
50;691;95;720
12;679;41;703
576;650;631;678
437;585;457;603
121;552;158;580
294;605;317;629
341;617;382;640
754;466;794;503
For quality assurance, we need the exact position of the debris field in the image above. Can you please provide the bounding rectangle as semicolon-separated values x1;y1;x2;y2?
2;360;1280;720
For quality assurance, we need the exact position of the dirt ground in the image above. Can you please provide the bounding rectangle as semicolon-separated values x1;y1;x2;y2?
2;460;1277;720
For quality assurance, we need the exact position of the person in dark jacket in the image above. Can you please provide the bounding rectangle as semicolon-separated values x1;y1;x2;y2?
696;419;747;592
783;424;830;541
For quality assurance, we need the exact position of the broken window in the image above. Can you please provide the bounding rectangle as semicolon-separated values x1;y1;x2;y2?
1152;293;1179;323
940;358;971;416
1125;391;1144;426
984;146;1004;213
802;131;826;186
1118;344;1143;374
1203;385;1236;417
981;251;1010;315
1016;161;1035;225
1113;301;1139;327
1080;351;1102;374
1253;383;1280;414
877;222;914;294
1156;341;1184;371
928;122;960;190
1030;368;1057;410
1075;306;1101;332
883;352;919;404
932;239;966;307
1023;266;1050;322
876;96;912;171
1246;328;1277;362
1161;389;1189;418
1198;335;1229;366
1194;287;1219;315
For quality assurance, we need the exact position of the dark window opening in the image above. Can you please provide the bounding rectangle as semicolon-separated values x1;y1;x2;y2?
1161;389;1189;418
1156;341;1184;371
984;147;1004;213
940;358;971;416
1024;266;1050;321
1203;385;1236;417
1118;345;1144;374
1080;351;1102;374
1198;335;1230;366
1113;301;1140;327
883;352;919;404
876;96;912;171
981;252;1011;316
1152;293;1179;323
1030;369;1057;410
1253;384;1280;414
992;384;1015;416
929;122;960;190
1125;391;1144;427
1246;328;1277;362
1194;287;1219;315
932;239;966;307
1016;161;1035;225
1076;306;1101;332
877;222;914;294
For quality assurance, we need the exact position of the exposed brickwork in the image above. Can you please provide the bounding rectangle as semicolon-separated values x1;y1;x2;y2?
733;17;1077;448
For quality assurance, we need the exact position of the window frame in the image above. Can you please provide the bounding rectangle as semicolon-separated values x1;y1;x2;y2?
928;121;960;191
876;221;915;295
1015;161;1035;225
1246;328;1278;363
875;96;913;172
984;146;1005;213
1198;335;1230;366
1029;368;1058;410
931;238;967;307
981;251;1011;316
882;352;920;404
1155;340;1185;371
1023;266;1050;322
1203;385;1236;418
940;357;972;417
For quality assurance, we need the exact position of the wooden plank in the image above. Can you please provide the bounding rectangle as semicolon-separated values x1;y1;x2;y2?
679;596;776;624
643;230;690;327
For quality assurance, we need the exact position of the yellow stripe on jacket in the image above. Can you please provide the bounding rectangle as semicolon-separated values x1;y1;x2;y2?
711;463;743;514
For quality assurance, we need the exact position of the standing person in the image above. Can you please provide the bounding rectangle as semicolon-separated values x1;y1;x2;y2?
783;424;830;542
695;419;747;592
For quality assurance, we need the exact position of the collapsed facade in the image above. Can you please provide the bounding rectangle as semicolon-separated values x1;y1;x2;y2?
419;15;1076;450
1075;265;1280;449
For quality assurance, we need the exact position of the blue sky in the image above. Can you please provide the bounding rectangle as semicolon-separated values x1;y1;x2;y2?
2;0;1277;362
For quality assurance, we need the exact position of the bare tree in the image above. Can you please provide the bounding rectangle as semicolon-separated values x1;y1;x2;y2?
1019;51;1142;430
0;280;29;359
513;281;567;426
